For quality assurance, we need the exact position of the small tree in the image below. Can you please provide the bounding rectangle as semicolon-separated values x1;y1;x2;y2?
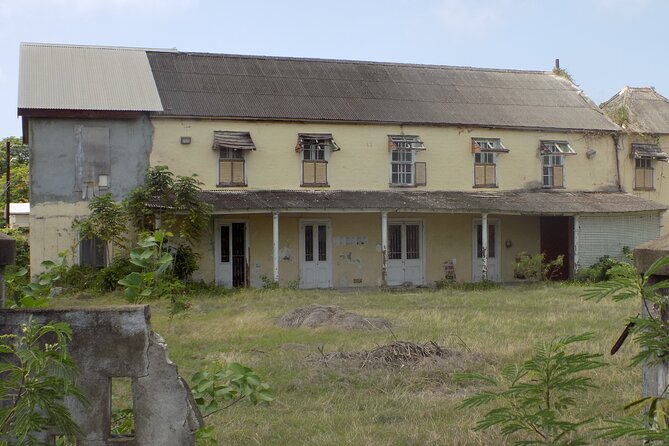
73;193;128;259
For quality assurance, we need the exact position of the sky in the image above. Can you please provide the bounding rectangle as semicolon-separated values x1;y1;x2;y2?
1;0;668;138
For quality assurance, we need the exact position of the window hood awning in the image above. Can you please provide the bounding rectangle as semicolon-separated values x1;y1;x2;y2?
212;131;256;150
471;138;509;153
540;140;576;155
632;143;669;161
388;135;426;151
295;133;341;152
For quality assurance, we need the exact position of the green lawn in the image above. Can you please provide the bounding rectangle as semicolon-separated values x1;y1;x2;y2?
54;284;639;445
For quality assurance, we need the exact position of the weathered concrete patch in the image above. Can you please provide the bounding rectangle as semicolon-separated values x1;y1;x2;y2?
0;306;202;445
276;304;391;330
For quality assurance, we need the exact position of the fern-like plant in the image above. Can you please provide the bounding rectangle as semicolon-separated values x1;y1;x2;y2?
456;333;605;445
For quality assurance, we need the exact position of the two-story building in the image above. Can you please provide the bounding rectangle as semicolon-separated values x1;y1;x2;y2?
18;43;667;287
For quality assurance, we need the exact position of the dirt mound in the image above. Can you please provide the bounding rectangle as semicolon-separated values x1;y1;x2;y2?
276;304;391;330
312;341;463;368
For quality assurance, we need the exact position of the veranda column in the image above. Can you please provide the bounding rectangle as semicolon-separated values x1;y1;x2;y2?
481;213;488;281
273;212;279;283
573;215;580;277
381;211;388;286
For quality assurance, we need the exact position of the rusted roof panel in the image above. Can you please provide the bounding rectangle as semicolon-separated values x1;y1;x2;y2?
199;190;666;214
213;131;256;150
601;87;669;134
147;52;619;132
19;43;166;112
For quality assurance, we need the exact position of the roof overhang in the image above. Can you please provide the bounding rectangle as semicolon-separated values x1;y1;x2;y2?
198;190;667;216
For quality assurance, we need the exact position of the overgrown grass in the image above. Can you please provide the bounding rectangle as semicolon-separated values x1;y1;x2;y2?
53;284;639;445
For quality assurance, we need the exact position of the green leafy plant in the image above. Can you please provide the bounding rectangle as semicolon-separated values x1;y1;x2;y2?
575;255;634;283
0;318;85;444
9;253;67;308
514;252;564;281
125;166;212;244
457;333;605;445
584;255;669;441
118;230;175;304
191;363;274;445
173;244;200;281
73;193;128;256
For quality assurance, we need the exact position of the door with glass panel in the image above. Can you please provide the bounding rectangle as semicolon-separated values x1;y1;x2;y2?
215;222;247;287
472;220;500;282
386;221;424;286
299;221;332;288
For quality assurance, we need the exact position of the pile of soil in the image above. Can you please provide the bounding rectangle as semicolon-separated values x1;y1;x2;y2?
276;304;391;330
313;341;462;368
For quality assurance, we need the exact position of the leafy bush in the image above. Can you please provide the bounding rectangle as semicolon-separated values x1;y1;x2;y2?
94;257;136;292
575;255;635;283
514;252;564;281
172;244;200;281
59;264;98;292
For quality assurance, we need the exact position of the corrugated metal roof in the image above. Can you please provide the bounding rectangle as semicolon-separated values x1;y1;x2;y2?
198;190;666;214
19;43;165;111
601;87;669;134
213;131;256;150
8;203;30;214
631;143;669;160
147;51;620;131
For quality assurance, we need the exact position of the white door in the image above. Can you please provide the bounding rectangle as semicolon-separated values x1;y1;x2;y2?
472;220;500;282
215;222;247;287
299;221;332;288
386;221;424;286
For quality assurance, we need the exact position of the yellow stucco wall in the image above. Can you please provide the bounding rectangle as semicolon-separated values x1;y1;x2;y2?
151;119;619;192
619;134;669;231
192;212;541;286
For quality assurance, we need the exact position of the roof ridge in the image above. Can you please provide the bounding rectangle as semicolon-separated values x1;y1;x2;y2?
21;41;178;53
153;50;551;75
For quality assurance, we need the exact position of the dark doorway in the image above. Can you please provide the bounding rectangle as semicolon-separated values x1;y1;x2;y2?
540;216;571;280
231;222;246;287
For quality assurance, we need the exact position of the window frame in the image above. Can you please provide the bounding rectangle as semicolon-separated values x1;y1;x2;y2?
218;148;247;187
542;147;566;188
473;152;498;188
634;156;655;191
301;141;330;187
79;235;107;269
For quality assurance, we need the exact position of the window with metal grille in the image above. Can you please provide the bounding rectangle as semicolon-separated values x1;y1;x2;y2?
218;148;246;186
635;156;654;190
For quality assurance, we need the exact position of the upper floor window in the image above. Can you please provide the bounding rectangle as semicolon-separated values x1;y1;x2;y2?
296;133;340;187
632;143;668;191
472;138;508;188
388;135;426;187
540;141;575;188
213;131;256;187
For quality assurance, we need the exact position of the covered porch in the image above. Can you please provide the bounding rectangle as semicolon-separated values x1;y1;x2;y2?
196;190;667;288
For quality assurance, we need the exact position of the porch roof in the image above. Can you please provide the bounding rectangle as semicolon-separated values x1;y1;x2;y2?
199;190;667;215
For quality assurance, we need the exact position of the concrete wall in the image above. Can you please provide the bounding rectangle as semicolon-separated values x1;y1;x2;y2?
28;117;152;272
193;212;541;286
0;306;201;445
151;118;619;192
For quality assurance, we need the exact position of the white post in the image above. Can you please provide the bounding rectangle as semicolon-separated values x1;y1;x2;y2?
381;212;388;285
273;212;279;283
573;215;580;277
481;213;488;281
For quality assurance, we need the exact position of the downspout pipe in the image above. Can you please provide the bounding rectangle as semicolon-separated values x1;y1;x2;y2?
613;133;623;192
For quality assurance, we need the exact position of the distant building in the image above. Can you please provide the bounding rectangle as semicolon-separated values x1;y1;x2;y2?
8;202;29;229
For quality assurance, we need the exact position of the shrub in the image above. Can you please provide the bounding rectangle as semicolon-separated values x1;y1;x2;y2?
172;244;200;281
0;227;29;270
514;252;564;281
59;264;98;292
94;257;136;292
575;255;635;283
